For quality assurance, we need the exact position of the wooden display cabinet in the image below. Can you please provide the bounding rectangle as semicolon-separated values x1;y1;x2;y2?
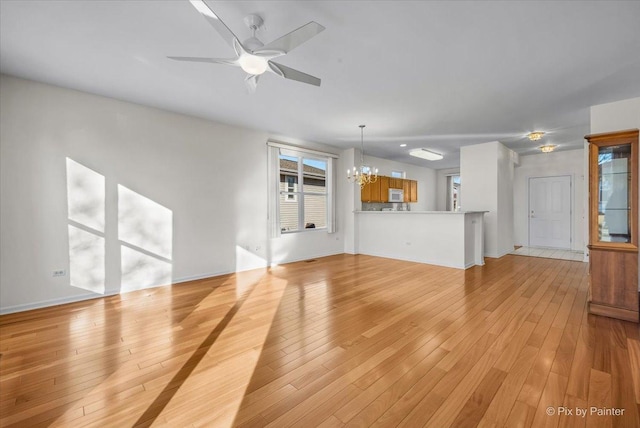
586;129;639;322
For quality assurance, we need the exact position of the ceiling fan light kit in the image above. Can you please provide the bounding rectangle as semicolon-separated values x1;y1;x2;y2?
409;148;444;161
238;54;268;75
170;0;325;93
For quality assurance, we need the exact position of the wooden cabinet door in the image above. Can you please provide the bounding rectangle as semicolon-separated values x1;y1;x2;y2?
360;182;371;202
379;176;390;202
389;178;403;189
370;178;382;202
403;180;410;202
410;180;418;202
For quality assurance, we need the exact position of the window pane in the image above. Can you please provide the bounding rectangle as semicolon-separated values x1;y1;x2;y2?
304;194;327;229
598;144;631;243
279;194;299;232
280;154;299;193
303;158;326;194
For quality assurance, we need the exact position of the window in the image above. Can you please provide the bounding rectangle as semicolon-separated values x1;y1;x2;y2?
391;170;405;178
268;143;336;236
279;152;327;232
447;174;461;211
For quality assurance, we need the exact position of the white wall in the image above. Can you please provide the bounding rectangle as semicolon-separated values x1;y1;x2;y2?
513;149;585;252
590;97;640;134
460;141;515;258
436;167;460;211
589;96;640;289
0;75;344;313
497;143;515;256
362;155;437;211
341;148;361;254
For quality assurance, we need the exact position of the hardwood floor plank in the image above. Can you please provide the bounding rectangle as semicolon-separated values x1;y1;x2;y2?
1;255;635;428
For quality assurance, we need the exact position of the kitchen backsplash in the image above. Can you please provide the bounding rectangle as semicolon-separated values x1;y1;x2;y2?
362;202;412;211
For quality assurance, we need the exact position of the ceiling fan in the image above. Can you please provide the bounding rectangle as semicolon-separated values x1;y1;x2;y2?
168;0;325;93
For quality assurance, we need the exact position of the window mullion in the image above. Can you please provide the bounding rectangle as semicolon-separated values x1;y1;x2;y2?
298;158;304;230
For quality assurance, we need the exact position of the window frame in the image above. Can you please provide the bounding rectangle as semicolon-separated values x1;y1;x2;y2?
279;149;328;234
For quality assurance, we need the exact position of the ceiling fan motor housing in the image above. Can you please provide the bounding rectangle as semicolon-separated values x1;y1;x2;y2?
243;14;265;50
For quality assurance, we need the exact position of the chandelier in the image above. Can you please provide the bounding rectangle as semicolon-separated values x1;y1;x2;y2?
347;125;378;188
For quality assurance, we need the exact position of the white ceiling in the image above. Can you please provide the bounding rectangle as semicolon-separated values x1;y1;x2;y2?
2;1;639;168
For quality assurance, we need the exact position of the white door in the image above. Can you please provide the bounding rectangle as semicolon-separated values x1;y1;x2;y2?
529;176;571;249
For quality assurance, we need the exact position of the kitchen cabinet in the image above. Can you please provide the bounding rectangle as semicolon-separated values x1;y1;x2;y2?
360;178;382;202
586;129;639;322
389;178;403;189
410;180;418;202
361;176;418;203
403;180;410;202
380;176;390;203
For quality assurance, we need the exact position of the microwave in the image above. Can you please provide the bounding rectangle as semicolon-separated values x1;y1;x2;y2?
388;188;404;202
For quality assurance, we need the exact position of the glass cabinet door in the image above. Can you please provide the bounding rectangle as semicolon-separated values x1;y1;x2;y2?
587;129;638;251
597;143;631;243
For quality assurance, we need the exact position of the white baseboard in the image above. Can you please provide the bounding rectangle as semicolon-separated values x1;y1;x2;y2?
0;291;119;315
485;249;512;259
0;250;344;315
357;249;465;270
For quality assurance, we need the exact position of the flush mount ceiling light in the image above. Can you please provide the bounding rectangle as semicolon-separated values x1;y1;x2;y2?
409;148;443;161
528;131;545;141
400;144;407;147
540;144;557;153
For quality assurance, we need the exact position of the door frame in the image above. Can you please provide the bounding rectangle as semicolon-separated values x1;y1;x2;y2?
527;174;573;249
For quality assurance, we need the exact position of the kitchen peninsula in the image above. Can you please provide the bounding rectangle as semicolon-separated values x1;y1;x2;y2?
355;211;486;269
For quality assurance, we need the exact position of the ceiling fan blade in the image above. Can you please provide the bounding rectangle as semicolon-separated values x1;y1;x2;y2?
253;22;325;56
167;56;238;66
188;0;245;54
245;74;260;94
268;61;321;87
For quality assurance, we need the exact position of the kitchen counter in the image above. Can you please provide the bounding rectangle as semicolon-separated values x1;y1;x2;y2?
355;210;486;269
355;210;486;214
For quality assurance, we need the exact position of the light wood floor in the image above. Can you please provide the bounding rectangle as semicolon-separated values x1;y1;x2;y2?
1;254;639;427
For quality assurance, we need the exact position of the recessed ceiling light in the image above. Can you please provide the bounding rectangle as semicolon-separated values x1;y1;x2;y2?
409;148;443;161
400;144;407;147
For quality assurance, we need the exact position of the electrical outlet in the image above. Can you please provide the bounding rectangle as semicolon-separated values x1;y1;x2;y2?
53;269;66;277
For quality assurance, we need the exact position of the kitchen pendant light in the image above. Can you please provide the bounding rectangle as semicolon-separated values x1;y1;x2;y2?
347;125;378;188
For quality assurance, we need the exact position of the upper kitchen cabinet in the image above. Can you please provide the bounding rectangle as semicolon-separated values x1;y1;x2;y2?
389;178;403;189
586;128;639;322
360;178;382;202
410;180;418;202
403;180;411;202
361;176;418;203
379;176;390;203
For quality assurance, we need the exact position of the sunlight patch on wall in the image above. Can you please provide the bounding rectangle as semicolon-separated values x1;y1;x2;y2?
67;158;105;231
66;158;105;294
68;224;105;294
118;184;172;292
235;245;267;275
120;246;172;293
